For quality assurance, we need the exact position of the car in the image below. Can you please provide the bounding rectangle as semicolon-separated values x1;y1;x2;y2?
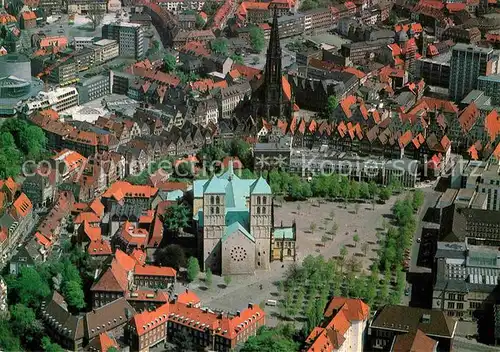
416;238;421;243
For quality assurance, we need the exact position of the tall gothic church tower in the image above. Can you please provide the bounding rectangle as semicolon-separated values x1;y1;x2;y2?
252;7;292;123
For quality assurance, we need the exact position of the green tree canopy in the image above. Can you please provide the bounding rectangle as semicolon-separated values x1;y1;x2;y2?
211;38;228;55
41;337;65;352
249;26;265;53
241;326;299;352
186;257;200;282
7;267;50;308
205;268;213;287
0;320;21;351
154;244;186;270
163;204;191;234
163;54;177;73
63;280;86;310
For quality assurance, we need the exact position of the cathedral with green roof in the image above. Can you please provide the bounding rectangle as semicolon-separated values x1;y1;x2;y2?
193;165;273;275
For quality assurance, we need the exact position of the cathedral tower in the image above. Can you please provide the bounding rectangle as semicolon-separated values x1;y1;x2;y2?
202;176;226;272
249;177;273;270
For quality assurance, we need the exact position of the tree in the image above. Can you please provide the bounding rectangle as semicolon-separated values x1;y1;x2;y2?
195;14;205;29
41;337;65;352
241;326;299;352
412;189;424;211
309;222;316;235
379;187;391;202
7;267;50;308
171;329;195;352
211;38;228;55
163;54;177;73
86;2;105;30
321;235;329;247
330;222;338;237
249;26;265;53
230;54;244;64
163;204;190;234
205;268;213;287
0;320;21;351
223;275;232;287
353;234;360;247
326;95;339;117
63;280;86;310
10;304;43;345
361;242;369;256
186;257;200;282
154;244;186;270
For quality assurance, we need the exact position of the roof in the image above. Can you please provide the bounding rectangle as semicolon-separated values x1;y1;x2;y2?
87;332;118;352
250;176;272;194
485;109;500;142
21;11;37;21
176;290;201;306
12;193;32;219
133;264;177;277
129;302;170;337
85;298;136;340
87;239;112;256
371;305;456;339
393;329;438;352
305;297;369;352
102;181;158;201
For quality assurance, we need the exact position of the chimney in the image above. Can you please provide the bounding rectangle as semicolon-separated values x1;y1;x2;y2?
248;303;254;309
236;311;241;317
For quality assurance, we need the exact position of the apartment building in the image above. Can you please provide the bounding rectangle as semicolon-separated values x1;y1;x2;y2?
157;0;205;14
39;0;63;14
77;74;110;104
218;81;252;119
449;44;497;102
127;302;265;352
73;36;95;50
278;14;305;38
67;0;107;14
303;8;333;33
23;87;79;114
417;52;451;88
102;23;144;60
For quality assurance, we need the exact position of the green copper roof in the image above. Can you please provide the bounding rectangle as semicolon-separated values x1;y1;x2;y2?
274;227;295;240
203;175;226;194
222;221;255;243
250;176;272;194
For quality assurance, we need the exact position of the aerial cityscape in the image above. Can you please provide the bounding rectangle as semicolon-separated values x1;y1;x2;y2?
1;0;500;351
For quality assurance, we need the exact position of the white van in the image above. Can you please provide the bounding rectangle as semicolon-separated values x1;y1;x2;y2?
266;299;277;306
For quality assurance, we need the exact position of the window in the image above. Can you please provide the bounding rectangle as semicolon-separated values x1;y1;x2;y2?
257;196;261;205
210;207;214;215
216;196;220;205
447;302;455;309
457;303;464;310
457;294;465;301
263;196;267;204
216;207;220;214
448;293;456;300
262;207;266;214
257;207;260;214
210;196;214;204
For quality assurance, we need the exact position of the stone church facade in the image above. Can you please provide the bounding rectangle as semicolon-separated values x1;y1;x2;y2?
193;166;273;275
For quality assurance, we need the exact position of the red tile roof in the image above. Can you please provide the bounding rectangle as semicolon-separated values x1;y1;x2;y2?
87;239;112;256
134;264;177;277
399;130;413;148
102;181;158;201
341;95;356;118
232;64;261;80
177;290;201;306
485;109;500;142
12;193;32;219
468;144;479;160
458;103;479;132
393;329;438;352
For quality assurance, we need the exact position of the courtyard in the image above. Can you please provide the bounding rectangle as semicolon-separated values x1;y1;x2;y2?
174;195;403;326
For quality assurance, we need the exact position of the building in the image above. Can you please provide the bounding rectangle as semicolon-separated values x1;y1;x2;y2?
193;166;273;275
277;14;305;38
272;222;296;261
77;74;110;104
20;11;37;29
67;0;107;14
22;87;79;115
449;44;497;102
41;291;135;351
39;0;63;15
477;75;500;105
127;301;265;352
48;59;78;86
304;297;369;352
417;52;451;88
433;240;500;319
303;8;333;33
102;23;145;60
369;305;457;352
91;39;120;64
252;9;294;123
73;36;95;50
218;81;252;119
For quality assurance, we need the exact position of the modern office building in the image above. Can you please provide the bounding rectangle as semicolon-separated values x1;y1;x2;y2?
449;44;497;102
22;87;79;115
76;75;110;104
102;23;144;60
417;52;451;88
477;75;500;105
91;39;120;64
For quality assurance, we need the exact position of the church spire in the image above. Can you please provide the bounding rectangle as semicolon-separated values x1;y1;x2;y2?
263;5;283;121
